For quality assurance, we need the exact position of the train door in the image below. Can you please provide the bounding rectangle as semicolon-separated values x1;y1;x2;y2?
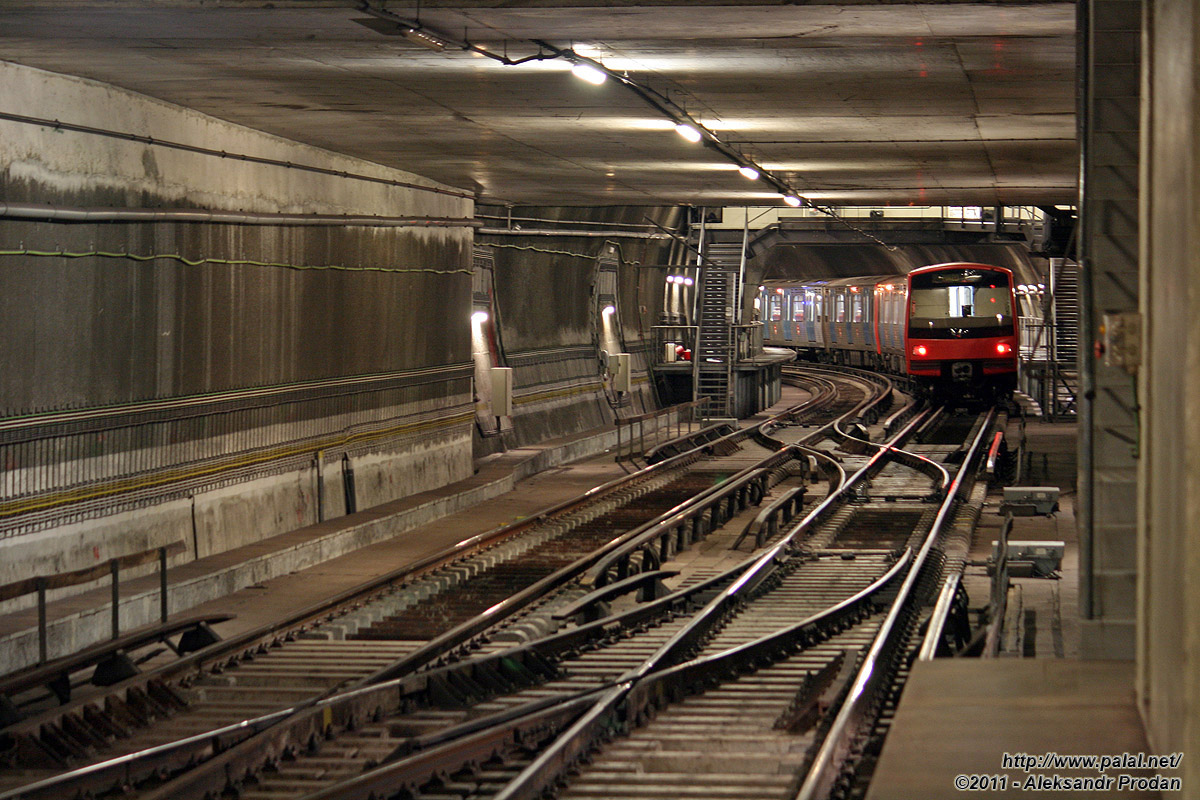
831;290;846;345
814;289;826;346
782;289;795;341
788;288;805;342
872;286;884;354
767;288;784;340
849;288;866;347
803;290;816;343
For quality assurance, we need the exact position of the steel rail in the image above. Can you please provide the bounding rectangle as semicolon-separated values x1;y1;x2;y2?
1;377;902;797
734;446;843;550
27;390;829;797
490;408;936;800
1;428;709;738
586;369;900;589
4;559;752;800
918;571;963;661
485;555;915;800
794;407;999;800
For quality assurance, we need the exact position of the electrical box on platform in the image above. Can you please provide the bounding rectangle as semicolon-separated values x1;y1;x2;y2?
1000;486;1059;516
490;367;513;417
991;540;1065;577
611;353;632;393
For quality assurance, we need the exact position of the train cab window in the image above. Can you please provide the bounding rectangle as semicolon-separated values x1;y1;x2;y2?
834;293;846;323
769;292;783;321
814;293;823;321
792;298;805;322
909;268;1013;339
850;292;864;323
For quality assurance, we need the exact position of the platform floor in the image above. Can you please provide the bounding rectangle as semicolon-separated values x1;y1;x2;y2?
867;421;1171;800
867;660;1170;799
968;419;1079;659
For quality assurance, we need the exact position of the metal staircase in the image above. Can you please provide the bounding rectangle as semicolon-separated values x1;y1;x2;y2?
692;242;742;418
1052;259;1079;363
1049;258;1079;417
1020;258;1079;419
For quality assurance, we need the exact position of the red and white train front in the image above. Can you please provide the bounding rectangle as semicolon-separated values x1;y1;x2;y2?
903;263;1019;396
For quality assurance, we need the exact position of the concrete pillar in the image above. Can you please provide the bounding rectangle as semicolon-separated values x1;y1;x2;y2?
1138;0;1200;782
1078;0;1142;658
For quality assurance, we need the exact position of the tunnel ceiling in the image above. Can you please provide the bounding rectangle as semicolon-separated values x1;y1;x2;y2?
0;1;1076;208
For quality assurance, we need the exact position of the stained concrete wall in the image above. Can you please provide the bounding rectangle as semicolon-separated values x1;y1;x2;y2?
478;207;679;448
0;62;474;596
1138;0;1199;783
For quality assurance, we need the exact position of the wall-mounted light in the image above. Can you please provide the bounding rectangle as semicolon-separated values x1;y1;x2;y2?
682;277;694;286
571;62;607;85
471;310;490;323
674;123;702;143
738;166;760;180
602;305;617;316
783;194;803;208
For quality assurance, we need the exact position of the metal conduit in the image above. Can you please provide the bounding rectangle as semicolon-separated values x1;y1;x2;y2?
477;226;669;239
0;202;480;228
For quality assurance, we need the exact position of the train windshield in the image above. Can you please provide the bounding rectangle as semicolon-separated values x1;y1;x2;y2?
908;268;1012;339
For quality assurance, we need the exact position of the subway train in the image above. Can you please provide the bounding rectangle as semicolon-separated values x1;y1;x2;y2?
759;262;1019;399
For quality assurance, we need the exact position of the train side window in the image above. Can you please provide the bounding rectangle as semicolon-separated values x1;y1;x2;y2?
769;292;783;321
851;293;864;322
835;293;846;323
792;296;805;322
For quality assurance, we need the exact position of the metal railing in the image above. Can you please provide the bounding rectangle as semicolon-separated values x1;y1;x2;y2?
0;542;187;665
649;324;763;367
613;399;710;464
0;367;473;538
733;323;763;360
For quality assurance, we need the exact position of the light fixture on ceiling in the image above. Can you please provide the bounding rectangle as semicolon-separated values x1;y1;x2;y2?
675;123;702;143
571;59;609;85
359;6;814;204
401;26;447;52
571;62;608;85
471;310;490;323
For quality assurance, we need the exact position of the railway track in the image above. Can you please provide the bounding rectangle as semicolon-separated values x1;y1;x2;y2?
210;403;994;800
53;399;1000;800
0;366;902;799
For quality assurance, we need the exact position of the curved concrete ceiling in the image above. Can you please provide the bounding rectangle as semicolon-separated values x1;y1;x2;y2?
0;1;1076;207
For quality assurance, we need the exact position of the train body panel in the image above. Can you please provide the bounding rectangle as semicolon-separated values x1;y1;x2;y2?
760;262;1019;399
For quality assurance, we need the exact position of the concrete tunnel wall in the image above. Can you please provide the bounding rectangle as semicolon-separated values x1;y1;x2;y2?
476;206;681;451
0;62;476;604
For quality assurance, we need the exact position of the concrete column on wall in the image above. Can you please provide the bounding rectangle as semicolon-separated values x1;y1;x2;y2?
1138;0;1199;782
1078;0;1142;659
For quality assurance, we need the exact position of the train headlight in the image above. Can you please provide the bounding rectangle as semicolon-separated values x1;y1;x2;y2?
996;343;1011;355
912;345;928;357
